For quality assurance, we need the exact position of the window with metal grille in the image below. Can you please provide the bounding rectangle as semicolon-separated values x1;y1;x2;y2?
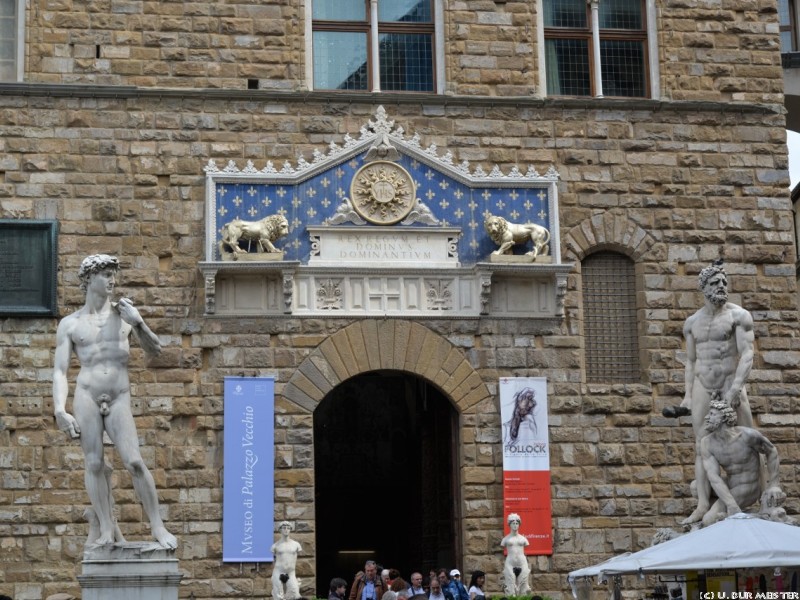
0;0;19;81
544;0;648;98
582;251;640;382
312;0;435;92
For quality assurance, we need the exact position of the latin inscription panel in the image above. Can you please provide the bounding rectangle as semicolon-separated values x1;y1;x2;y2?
307;226;461;268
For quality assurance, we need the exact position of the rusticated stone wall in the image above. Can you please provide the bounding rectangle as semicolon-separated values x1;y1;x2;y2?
21;0;786;101
0;92;797;600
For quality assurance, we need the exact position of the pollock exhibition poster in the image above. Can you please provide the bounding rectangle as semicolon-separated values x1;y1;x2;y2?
500;376;552;554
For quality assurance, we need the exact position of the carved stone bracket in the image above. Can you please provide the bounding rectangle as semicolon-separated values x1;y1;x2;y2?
478;271;492;316
447;235;459;261
203;268;218;314
282;272;294;314
555;271;569;318
309;233;321;257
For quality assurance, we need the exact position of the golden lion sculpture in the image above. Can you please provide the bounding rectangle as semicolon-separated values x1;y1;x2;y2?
218;214;289;258
484;214;550;259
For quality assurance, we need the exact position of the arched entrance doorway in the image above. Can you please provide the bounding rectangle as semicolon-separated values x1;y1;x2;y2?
314;370;459;596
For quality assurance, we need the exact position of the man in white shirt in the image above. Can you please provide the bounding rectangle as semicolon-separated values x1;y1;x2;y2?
428;578;446;600
408;573;425;597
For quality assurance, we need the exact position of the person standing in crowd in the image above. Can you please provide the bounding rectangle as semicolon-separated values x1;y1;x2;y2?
436;570;455;600
427;570;438;593
350;560;386;600
408;572;426;596
447;569;469;600
391;580;409;594
467;571;486;600
381;569;391;591
428;576;450;600
330;578;348;600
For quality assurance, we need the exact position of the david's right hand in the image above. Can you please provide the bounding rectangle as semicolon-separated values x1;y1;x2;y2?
55;411;81;439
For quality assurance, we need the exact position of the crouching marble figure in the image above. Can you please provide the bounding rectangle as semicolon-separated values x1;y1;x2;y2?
501;513;531;596
699;395;787;526
271;521;302;600
53;254;177;550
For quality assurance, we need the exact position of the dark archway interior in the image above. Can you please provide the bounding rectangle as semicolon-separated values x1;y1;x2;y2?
314;370;458;597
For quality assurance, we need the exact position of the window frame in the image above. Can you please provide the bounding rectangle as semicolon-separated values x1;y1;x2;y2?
306;0;444;94
780;0;798;53
0;0;24;82
537;0;659;99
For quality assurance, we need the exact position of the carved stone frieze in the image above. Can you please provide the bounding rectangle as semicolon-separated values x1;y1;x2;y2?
425;279;453;311
199;261;572;318
316;279;343;310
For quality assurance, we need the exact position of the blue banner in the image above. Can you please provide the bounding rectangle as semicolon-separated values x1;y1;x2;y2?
223;376;275;562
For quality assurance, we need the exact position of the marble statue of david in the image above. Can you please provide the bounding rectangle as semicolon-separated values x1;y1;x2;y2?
53;254;177;549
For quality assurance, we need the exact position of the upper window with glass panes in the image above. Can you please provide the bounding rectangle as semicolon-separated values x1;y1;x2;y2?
544;0;648;98
0;0;20;81
779;0;797;53
312;0;435;92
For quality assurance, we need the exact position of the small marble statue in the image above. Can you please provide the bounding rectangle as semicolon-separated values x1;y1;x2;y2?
500;513;531;596
218;214;289;258
484;214;550;259
53;254;177;549
271;521;302;600
662;260;758;525
699;395;786;526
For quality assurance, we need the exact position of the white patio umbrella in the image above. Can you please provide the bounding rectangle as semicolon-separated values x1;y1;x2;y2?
568;513;800;592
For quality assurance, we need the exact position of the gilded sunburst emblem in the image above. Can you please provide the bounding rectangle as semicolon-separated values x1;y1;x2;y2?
349;161;416;225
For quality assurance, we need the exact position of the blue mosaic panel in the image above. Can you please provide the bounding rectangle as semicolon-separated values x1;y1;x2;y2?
215;153;551;265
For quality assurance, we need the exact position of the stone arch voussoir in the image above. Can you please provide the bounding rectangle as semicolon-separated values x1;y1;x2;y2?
282;320;491;414
563;210;661;262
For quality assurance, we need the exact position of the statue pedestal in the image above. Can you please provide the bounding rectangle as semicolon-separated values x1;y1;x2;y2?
78;542;182;600
488;253;553;263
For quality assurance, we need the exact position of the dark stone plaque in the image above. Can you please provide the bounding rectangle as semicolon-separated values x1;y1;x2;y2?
0;220;58;317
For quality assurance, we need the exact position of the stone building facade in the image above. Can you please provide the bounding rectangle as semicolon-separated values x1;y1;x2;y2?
1;1;799;599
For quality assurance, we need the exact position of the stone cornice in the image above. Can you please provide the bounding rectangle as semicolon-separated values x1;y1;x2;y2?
0;82;782;115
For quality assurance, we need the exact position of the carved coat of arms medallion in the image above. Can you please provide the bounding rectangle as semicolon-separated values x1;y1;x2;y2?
349;161;416;225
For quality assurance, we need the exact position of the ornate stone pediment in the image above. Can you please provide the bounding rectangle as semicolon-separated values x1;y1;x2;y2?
200;106;572;317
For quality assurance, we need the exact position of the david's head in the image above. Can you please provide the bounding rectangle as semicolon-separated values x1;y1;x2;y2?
78;254;119;292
